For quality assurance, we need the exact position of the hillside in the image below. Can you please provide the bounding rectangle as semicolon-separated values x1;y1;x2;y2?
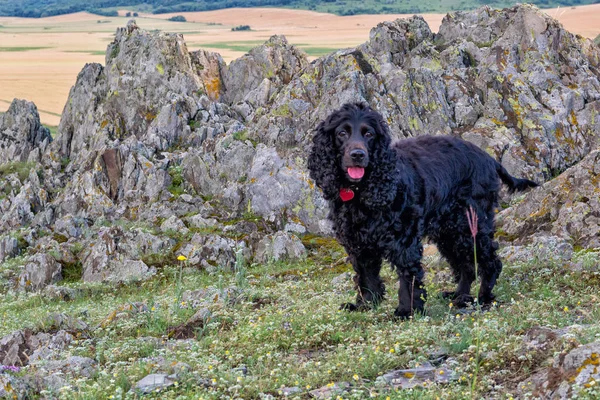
1;4;600;398
1;0;600;17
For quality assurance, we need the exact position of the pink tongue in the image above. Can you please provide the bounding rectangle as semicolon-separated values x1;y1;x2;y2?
348;167;365;179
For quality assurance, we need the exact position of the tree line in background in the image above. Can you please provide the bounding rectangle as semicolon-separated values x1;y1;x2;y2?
0;0;592;18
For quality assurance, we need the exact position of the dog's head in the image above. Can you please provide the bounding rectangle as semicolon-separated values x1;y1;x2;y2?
308;103;394;202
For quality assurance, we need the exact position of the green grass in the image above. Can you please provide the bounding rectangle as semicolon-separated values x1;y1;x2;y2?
193;41;339;57
64;50;106;56
0;46;51;52
194;41;266;53
300;46;339;57
45;125;58;138
0;161;36;182
1;232;599;398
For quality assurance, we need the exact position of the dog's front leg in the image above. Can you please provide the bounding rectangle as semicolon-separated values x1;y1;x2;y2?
340;252;385;311
392;244;427;319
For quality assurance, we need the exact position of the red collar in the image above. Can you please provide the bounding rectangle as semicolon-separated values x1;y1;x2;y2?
339;188;355;202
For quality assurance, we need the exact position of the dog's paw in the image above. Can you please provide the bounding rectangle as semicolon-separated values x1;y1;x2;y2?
340;302;359;312
440;291;456;299
478;292;496;305
393;308;412;320
452;294;475;308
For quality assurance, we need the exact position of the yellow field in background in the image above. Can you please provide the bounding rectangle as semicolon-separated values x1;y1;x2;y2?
0;5;598;127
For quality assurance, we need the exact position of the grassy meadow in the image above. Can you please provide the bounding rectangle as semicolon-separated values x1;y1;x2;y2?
1;228;600;398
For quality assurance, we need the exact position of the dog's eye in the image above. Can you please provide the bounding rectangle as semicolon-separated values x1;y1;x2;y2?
337;131;348;138
364;131;374;138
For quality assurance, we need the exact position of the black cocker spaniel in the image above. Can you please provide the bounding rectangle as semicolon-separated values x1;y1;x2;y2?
308;103;538;318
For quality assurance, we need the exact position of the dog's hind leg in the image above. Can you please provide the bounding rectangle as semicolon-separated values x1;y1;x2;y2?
435;207;502;307
474;231;502;305
341;252;385;311
436;239;476;307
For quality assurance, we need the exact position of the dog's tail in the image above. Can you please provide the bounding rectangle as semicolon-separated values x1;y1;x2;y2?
496;162;539;193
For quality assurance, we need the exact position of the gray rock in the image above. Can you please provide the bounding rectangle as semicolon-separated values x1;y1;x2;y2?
254;231;307;263
0;98;51;165
0;373;29;399
28;330;74;363
222;35;308;105
376;364;456;389
309;382;350;399
0;325;79;368
517;340;600;399
80;226;157;283
331;272;352;288
35;356;97;378
134;373;175;394
499;235;574;265
186;308;211;325
53;215;89;239
182;286;242;308
44;313;89;332
19;253;62;291
42;285;80;301
185;214;220;229
191;49;226;102
160;215;189;235
0;330;32;366
179;234;247;271
498;150;600;250
0;235;18;263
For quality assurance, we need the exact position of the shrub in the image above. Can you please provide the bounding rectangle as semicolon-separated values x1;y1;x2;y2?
231;25;251;32
168;15;187;22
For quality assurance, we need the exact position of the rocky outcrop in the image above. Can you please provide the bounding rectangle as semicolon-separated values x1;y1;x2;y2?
1;4;599;288
222;35;309;106
517;340;600;399
497;150;600;249
0;99;51;165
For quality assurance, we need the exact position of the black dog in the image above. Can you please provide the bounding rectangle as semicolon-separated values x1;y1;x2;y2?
307;103;537;318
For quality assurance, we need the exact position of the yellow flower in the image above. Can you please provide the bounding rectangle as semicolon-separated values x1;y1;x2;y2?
177;255;187;261
353;374;359;381
449;302;453;308
389;348;395;353
564;306;569;312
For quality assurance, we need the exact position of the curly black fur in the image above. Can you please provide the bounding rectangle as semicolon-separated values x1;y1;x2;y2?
308;103;538;318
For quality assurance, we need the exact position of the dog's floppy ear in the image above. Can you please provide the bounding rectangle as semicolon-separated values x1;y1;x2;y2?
361;110;399;208
308;118;342;200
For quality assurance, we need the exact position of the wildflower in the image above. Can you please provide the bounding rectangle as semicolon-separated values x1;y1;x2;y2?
389;348;395;353
466;205;478;238
237;376;243;383
353;374;359;381
564;306;569;312
449;302;454;309
306;385;311;390
0;366;20;373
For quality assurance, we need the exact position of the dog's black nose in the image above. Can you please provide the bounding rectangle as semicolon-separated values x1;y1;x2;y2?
350;149;366;161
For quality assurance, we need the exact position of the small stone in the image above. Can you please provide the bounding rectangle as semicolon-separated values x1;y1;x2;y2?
134;373;175;394
376;365;456;389
309;382;350;399
280;386;302;396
